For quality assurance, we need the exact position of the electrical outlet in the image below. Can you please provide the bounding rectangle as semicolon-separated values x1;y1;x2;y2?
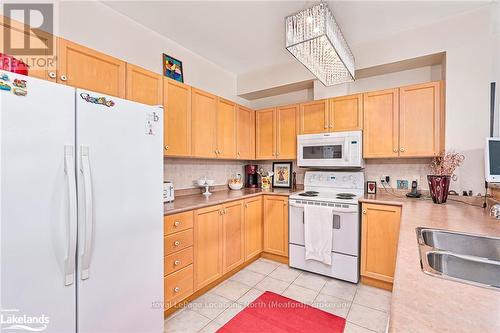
397;180;409;189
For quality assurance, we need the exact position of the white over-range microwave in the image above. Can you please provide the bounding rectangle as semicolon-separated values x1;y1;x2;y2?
297;131;364;168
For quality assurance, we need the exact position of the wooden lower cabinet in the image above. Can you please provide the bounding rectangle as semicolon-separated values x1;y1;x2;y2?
163;211;195;310
194;205;223;290
164;265;194;309
222;200;245;273
263;195;289;258
244;197;263;260
360;203;402;290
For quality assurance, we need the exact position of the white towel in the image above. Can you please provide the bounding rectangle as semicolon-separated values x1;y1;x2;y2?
304;205;333;265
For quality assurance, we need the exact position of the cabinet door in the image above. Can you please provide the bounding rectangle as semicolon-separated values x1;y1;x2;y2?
236;105;255;160
299;100;329;134
164;78;191;156
276;104;298;159
194;205;222;290
216;98;237;159
222;200;245;273
361;203;401;284
191;88;217;158
263;196;288;257
0;17;57;82
399;81;442;157
329;94;363;131
256;108;276;159
125;63;162;105
244;197;263;260
57;38;126;97
363;89;399;158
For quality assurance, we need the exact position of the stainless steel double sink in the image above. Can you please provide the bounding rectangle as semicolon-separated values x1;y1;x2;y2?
416;227;500;290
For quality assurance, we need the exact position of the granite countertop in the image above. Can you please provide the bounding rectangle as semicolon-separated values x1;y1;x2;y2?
360;193;500;333
164;187;303;215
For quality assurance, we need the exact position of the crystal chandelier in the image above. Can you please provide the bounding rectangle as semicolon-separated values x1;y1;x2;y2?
285;2;355;86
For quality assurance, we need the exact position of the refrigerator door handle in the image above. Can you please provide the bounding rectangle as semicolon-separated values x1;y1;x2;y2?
64;145;77;286
80;145;94;280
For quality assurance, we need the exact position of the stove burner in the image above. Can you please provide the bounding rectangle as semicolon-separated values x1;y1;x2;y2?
336;192;357;199
298;191;319;197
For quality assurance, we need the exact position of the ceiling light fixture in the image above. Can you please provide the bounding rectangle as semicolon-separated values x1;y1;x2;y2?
285;2;355;86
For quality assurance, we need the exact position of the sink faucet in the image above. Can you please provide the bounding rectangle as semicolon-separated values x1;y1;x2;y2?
490;204;500;220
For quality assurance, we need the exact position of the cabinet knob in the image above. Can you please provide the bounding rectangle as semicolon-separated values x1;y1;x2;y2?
173;240;180;247
393;148;398;153
164;145;169;150
214;149;219;154
60;74;67;81
362;210;367;214
276;152;280;156
219;210;223;215
174;260;181;266
173;221;181;227
48;71;56;79
330;124;333;128
245;203;249;208
173;287;181;293
400;147;405;152
324;125;328;129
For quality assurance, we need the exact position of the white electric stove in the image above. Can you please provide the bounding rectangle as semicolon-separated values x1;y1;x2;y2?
289;170;364;283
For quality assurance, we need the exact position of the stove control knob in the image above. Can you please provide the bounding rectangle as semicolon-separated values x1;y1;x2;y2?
342;176;347;182
318;176;324;181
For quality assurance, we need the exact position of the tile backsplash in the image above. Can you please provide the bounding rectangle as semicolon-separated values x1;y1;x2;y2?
164;157;432;192
364;158;432;191
164;158;246;189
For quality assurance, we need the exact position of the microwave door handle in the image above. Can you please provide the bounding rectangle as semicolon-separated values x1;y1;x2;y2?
344;138;350;161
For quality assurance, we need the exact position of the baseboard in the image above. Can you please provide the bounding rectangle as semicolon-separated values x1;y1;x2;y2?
260;252;289;264
361;276;393;291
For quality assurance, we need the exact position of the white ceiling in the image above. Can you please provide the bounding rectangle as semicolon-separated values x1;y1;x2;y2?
103;1;489;75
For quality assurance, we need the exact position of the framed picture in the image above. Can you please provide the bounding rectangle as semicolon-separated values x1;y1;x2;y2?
162;53;184;83
367;181;377;194
272;162;292;188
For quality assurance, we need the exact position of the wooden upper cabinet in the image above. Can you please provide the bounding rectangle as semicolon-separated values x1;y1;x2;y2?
244;197;263;260
222;200;245;273
216;98;237;159
0;16;57;82
263;195;288;257
363;89;399;158
163;78;191;157
299;100;329;134
256;108;276;159
191;88;217;158
399;81;442;157
361;203;401;289
236;105;255;160
126;63;162;105
329;94;363;131
194;205;223;290
276;104;299;159
57;38;126;98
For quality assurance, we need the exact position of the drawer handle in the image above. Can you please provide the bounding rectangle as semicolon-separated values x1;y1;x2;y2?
174;240;181;247
174;260;181;266
174;221;181;227
173;287;180;293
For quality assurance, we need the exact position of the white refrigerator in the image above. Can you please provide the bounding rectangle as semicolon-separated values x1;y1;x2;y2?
0;71;164;332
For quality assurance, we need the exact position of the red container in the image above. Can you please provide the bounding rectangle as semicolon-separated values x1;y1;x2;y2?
427;175;451;204
0;53;29;75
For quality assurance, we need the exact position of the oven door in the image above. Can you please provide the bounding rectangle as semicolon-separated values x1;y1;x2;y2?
297;134;351;167
289;200;359;256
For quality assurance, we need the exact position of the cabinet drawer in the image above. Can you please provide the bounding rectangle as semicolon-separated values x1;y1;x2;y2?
164;211;194;235
164;229;193;255
164;247;193;276
164;265;194;308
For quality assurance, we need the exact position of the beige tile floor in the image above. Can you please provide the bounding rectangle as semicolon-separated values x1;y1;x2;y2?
164;258;391;333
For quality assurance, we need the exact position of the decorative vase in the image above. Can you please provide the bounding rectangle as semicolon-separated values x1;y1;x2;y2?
427;175;451;204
